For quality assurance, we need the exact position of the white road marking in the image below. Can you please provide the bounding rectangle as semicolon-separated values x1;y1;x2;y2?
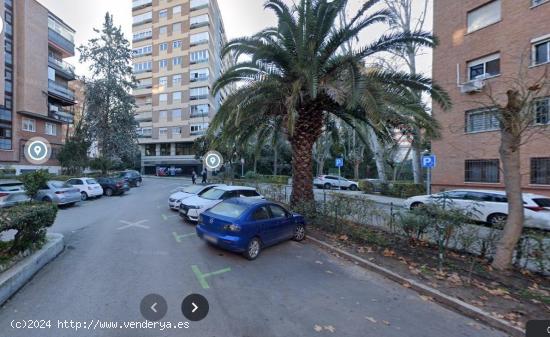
117;220;150;230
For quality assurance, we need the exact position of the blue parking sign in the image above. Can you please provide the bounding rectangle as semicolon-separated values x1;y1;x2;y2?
335;158;344;168
422;155;436;169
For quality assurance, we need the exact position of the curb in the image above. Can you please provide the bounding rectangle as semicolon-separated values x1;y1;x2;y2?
307;236;525;337
0;233;64;306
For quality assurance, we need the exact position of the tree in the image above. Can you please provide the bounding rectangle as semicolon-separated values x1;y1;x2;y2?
58;117;90;175
212;0;449;205
78;13;137;162
19;171;51;200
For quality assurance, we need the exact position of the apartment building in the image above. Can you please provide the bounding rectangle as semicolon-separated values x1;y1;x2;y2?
432;0;550;195
132;0;231;175
0;0;77;174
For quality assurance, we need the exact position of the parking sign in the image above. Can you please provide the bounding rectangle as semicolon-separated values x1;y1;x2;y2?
422;155;436;169
335;158;344;168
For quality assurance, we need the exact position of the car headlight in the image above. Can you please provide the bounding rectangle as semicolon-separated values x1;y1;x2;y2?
224;224;241;232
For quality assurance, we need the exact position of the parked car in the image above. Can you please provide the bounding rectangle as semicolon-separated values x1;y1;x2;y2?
66;177;104;201
168;184;225;210
117;170;142;187
404;189;550;230
196;198;306;260
0;180;30;208
36;181;81;206
314;175;359;190
180;185;264;222
96;177;129;196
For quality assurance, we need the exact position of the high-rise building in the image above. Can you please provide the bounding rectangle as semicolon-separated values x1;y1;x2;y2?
432;0;550;195
132;0;231;176
0;0;77;174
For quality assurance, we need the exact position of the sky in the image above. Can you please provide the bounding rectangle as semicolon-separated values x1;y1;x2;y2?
37;0;432;77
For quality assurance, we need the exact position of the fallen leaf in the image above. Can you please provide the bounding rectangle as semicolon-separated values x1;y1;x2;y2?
470;300;484;307
383;249;396;257
365;316;377;323
339;235;348;241
447;273;463;286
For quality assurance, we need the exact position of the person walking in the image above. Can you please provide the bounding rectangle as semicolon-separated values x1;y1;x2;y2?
191;170;197;184
201;169;207;184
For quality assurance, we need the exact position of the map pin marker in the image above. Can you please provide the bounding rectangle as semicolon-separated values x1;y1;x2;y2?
33;145;42;156
209;157;216;165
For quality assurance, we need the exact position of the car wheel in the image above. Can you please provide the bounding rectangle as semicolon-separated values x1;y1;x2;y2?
42;197;52;203
323;183;332;190
105;188;113;197
349;185;358;191
81;192;88;201
487;213;507;228
293;224;306;241
410;202;424;210
243;237;262;260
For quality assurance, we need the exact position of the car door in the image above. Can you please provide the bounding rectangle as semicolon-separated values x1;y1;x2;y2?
253;205;280;246
67;179;82;192
268;204;294;240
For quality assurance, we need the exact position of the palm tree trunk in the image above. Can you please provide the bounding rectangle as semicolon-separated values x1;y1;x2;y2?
366;126;387;182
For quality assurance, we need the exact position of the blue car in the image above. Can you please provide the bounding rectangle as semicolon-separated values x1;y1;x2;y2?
196;198;306;260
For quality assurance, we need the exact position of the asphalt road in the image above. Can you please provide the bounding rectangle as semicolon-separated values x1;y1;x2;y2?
0;178;508;337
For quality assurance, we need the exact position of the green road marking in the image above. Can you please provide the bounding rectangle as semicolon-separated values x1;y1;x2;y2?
161;214;168;221
192;265;231;289
173;232;196;243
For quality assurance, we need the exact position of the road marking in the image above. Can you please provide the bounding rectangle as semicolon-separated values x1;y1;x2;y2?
173;232;196;242
191;265;231;289
117;220;150;230
161;214;168;221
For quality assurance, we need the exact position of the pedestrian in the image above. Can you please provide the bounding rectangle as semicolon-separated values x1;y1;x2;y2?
201;169;207;184
191;170;197;184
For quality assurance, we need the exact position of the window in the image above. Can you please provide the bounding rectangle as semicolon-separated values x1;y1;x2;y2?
159;76;168;87
172;109;182;119
133;29;152;41
173;40;183;49
172;74;182;86
145;144;156;156
172;92;182;102
190;50;209;64
191;0;208;10
159;26;167;35
141;127;152;137
159;94;168;103
465;159;500;183
159;42;168;52
133;11;152;25
176;143;193;156
159;9;168;19
190;32;209;45
269;205;288;218
191;104;210;117
533;39;550;66
251;206;270;221
133;45;152;57
190;14;209;27
159;59;168;68
45;122;57;136
159;128;168;136
465;108;500;133
173;56;183;66
173;23;182;33
172;127;182;135
190;87;209;100
190;68;209;82
468;53;500;80
134;61;152;73
535;97;550;124
160;143;170;155
159;110;168;119
467;0;501;33
173;5;182;14
190;123;208;135
532;0;549;7
531;158;550;185
22;118;35;132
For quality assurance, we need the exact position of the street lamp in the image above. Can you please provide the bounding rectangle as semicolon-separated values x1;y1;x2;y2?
240;158;245;178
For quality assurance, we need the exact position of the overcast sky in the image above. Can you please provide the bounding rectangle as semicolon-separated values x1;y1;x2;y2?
38;0;432;77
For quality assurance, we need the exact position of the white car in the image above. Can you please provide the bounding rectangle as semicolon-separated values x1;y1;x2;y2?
314;175;359;190
168;184;225;210
404;189;550;230
67;177;104;201
0;180;30;208
179;185;264;222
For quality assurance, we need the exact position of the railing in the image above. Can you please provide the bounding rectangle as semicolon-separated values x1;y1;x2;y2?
48;56;75;78
48;80;75;101
132;0;152;10
48;28;75;55
190;75;209;82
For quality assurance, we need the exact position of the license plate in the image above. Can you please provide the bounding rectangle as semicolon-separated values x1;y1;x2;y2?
204;234;217;244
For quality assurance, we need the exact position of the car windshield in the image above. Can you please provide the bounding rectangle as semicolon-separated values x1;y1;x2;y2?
200;188;226;200
50;181;72;189
0;183;24;191
86;179;98;184
533;198;550;208
209;202;248;219
182;185;205;194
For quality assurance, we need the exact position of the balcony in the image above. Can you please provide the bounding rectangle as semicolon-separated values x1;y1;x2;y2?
190;21;209;29
48;80;76;105
132;0;152;10
191;0;209;11
48;56;75;80
48;29;75;57
135;111;152;122
190;75;209;83
49;108;74;124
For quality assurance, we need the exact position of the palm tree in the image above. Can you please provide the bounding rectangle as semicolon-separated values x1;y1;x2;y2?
212;0;450;205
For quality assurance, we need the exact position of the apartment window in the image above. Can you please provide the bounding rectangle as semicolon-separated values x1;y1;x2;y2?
159;26;167;35
531;158;550;185
173;5;182;14
172;109;182;119
533;39;550;66
173;74;182;86
190;32;209;45
191;104;209;117
145;144;156;156
535;97;550;124
467;0;501;33
532;0;549;7
190;123;208;135
142;127;152;137
190;14;209;27
173;56;183;66
191;0;208;10
159;59;168;68
159;94;168;104
173;23;182;33
159;110;168;119
176;143;193;156
190;87;209;100
160;143;170;155
159;42;168;52
133;61;152;73
22;118;36;132
133;45;152;56
159;77;168;88
190;50;209;64
190;68;209;82
133;12;152;25
465;108;500;133
45;122;57;136
465;159;500;183
48;67;56;81
172;127;182;135
173;40;183;49
159;128;168;137
468;53;500;80
159;9;168;19
172;92;182;102
133;29;152;41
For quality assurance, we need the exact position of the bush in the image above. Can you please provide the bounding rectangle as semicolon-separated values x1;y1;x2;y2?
0;203;58;255
19;170;51;199
359;180;375;193
380;182;425;198
244;171;258;180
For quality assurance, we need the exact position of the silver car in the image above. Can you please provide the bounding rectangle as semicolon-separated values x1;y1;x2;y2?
0;180;30;208
314;175;359;190
36;181;81;206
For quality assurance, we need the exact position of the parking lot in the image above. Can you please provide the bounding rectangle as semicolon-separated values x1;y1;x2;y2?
0;178;507;337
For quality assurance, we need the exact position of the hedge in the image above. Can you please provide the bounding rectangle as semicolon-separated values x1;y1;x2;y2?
381;182;426;198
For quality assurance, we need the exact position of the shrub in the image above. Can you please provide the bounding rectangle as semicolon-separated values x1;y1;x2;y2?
380;182;425;198
0;202;58;255
19;170;51;199
244;171;258;180
359;180;375;193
